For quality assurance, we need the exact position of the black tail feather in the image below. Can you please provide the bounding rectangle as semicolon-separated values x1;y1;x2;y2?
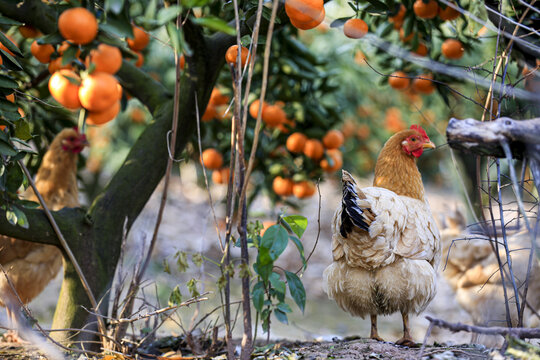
340;171;371;237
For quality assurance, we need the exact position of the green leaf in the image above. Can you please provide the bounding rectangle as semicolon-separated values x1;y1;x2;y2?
61;45;79;66
261;224;288;260
105;0;125;14
187;278;200;297
6;163;23;193
282;215;308;238
37;32;64;45
157;5;181;25
163;258;171;274
191;16;236;36
330;17;351;29
181;0;210;8
144;0;158;19
166;22;182;55
18;200;39;209
0;32;22;57
168;285;182;306
376;21;394;38
270;278;286;302
191;252;203;266
274;309;288;324
289;235;306;268
12;206;28;229
0;75;18;89
14;120;32;141
253;257;272;283
252;281;265;312
0;16;22;26
0;50;22;71
0;139;17;156
174;250;189;272
364;0;388;10
100;14;134;38
276;302;292;313
285;270;306;313
6;210;17;226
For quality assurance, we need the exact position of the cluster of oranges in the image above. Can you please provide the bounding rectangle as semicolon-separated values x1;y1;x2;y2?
390;1;464;60
269;129;344;199
31;7;150;126
388;71;435;95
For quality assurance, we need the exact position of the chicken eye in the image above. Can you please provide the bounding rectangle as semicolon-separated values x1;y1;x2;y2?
68;136;75;141
411;137;416;142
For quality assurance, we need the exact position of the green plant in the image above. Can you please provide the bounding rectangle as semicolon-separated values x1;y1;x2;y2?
251;214;307;335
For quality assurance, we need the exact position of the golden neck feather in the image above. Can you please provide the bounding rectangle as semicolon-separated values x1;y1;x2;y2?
372;134;425;201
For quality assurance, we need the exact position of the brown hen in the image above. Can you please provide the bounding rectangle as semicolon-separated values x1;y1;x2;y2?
0;128;88;337
323;125;440;346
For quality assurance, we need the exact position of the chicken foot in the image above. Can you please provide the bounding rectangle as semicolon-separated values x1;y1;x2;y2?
395;313;416;347
369;314;385;341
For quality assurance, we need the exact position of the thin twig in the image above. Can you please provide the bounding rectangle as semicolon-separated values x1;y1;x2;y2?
17;161;107;345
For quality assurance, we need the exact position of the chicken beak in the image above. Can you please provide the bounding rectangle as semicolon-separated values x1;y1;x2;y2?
422;141;436;149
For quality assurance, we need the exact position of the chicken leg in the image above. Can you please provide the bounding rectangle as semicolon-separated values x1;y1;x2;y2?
395;313;416;347
369;314;384;341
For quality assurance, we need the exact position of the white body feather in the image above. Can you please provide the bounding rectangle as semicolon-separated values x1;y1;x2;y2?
323;186;441;318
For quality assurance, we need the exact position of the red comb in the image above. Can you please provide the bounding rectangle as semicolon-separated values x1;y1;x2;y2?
410;124;429;139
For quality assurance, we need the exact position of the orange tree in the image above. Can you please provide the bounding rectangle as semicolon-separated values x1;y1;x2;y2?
0;0;343;351
0;0;538;354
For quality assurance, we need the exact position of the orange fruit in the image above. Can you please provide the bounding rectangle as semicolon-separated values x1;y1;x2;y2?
134;51;144;67
357;124;370;139
389;4;406;23
277;118;295;133
413;43;428;56
48;69;82;109
78;72;122;112
85;44;123;74
285;0;324;24
86;101;120;125
19;25;41;38
180;54;185;70
343;18;368;39
441;39;464;59
399;28;415;42
320;149;343;172
30;40;55;63
388;71;410;90
6;94;14;103
303;139;324;160
286;132;307;153
289;7;325;30
0;33;17;56
385;107;406;132
412;74;435;94
293;180;316;199
212;167;230;184
249;99;268;118
262;104;286;127
322;129;344;149
438;3;460;21
413;0;438;19
58;8;98;45
202;105;217;122
272;176;294;197
225;45;250;67
127;25;150;51
201;148;223;170
209;88;229;106
48;57;73;73
130;107;146;124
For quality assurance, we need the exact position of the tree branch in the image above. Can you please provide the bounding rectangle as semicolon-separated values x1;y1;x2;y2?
0;207;85;246
446;117;540;158
426;316;540;338
0;0;57;34
116;61;170;114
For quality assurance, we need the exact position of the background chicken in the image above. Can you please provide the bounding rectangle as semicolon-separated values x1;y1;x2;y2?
0;128;88;339
323;125;440;346
440;208;540;344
